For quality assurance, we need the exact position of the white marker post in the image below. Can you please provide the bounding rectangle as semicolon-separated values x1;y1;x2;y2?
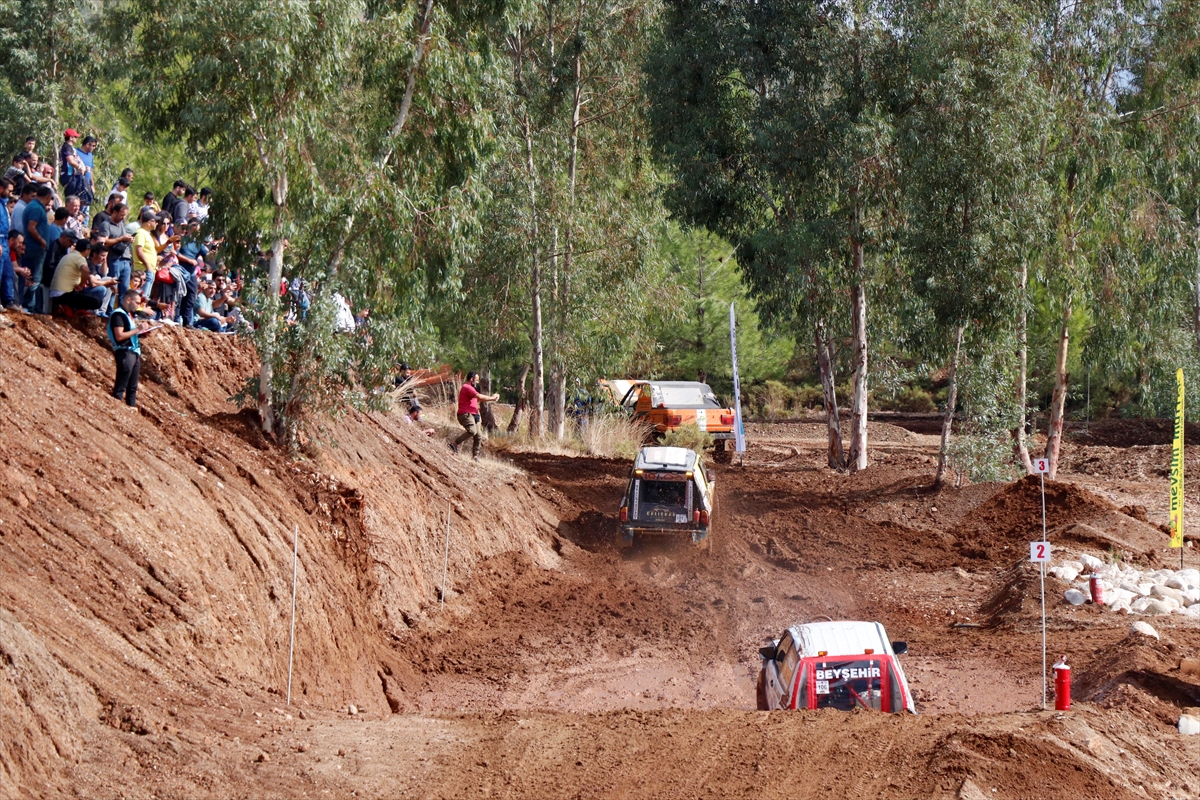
729;302;746;464
1032;456;1051;709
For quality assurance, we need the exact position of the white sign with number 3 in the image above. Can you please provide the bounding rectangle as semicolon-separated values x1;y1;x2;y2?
1030;541;1051;562
1033;458;1050;474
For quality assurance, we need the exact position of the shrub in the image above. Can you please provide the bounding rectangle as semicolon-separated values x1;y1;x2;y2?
580;413;654;460
793;385;824;409
661;423;714;451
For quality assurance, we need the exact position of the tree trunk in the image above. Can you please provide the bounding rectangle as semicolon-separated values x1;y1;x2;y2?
521;113;545;438
1193;216;1200;356
934;324;965;489
847;270;869;472
546;226;565;439
1044;303;1071;479
548;366;566;440
258;171;287;438
480;368;499;432
1010;258;1033;473
507;363;530;433
378;0;435;169
815;321;845;470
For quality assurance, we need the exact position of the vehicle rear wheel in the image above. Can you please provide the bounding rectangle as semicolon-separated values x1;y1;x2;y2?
756;669;769;711
713;440;733;464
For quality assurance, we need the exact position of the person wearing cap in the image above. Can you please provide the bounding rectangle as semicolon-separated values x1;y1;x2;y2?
59;130;86;185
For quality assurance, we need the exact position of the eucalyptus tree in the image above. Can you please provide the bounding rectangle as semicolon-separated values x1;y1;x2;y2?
1119;0;1200;371
124;0;512;448
0;0;97;147
1027;0;1147;478
496;0;664;439
896;0;1042;486
646;0;903;472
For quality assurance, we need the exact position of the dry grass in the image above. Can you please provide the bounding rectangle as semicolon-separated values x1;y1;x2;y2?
423;402;651;461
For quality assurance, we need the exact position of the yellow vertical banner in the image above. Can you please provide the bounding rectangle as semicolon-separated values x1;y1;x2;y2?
1170;368;1185;548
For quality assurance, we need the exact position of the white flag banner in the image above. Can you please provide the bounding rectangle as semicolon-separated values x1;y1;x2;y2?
730;302;746;454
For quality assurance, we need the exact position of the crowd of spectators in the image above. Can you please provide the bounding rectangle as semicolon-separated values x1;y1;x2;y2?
0;128;239;333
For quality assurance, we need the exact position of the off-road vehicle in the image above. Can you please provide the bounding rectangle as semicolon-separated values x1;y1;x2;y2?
757;620;915;713
617;446;715;550
619;381;738;462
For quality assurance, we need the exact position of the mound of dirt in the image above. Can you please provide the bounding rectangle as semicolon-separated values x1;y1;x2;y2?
952;476;1164;560
1069;418;1200;448
1074;630;1200;725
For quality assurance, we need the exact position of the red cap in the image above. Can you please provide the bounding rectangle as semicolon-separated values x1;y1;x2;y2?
63;129;79;138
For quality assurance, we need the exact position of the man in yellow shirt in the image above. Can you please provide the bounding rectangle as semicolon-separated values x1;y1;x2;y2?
131;208;158;298
49;238;113;314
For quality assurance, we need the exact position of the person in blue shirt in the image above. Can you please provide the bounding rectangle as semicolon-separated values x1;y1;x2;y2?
0;178;12;309
21;185;51;298
77;136;97;214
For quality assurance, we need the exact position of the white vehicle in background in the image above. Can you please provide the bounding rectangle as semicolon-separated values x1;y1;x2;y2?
756;620;916;713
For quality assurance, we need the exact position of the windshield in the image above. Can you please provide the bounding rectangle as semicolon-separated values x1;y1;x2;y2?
650;385;723;409
811;659;891;712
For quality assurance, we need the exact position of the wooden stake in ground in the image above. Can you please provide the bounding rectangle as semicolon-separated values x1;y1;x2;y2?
440;501;451;610
287;523;298;705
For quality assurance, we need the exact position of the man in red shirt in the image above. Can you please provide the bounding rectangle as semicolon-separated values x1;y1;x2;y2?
452;371;499;459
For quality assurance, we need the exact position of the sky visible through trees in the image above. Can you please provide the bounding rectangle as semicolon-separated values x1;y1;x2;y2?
13;0;1200;474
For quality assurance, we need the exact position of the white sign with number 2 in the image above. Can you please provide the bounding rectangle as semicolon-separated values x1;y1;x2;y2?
1030;541;1051;562
1033;458;1050;474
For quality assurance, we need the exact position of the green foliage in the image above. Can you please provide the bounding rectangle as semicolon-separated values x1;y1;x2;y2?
641;225;793;390
660;423;712;452
0;0;96;149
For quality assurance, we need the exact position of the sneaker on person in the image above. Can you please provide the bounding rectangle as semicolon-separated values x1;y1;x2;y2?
448;441;458;454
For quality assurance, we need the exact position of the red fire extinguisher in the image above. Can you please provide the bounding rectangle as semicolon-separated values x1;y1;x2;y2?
1089;572;1104;605
1053;656;1071;711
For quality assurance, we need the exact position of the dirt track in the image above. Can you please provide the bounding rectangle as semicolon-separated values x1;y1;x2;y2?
4;314;1200;799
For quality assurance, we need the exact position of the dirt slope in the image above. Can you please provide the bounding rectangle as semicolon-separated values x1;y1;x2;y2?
0;314;561;798
4;314;1200;799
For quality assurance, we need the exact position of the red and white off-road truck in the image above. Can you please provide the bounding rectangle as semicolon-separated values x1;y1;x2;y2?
756;620;916;713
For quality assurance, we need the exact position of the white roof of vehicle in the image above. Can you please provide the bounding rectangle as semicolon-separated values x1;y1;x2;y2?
635;446;697;471
789;621;895;658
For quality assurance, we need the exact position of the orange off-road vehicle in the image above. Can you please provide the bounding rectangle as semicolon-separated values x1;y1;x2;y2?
619;381;738;463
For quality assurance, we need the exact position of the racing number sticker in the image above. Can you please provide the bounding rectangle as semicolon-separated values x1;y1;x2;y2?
1030;541;1051;562
1033;458;1050;474
815;680;830;695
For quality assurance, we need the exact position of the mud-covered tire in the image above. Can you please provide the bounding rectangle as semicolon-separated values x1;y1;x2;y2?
756;669;769;711
712;440;733;464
